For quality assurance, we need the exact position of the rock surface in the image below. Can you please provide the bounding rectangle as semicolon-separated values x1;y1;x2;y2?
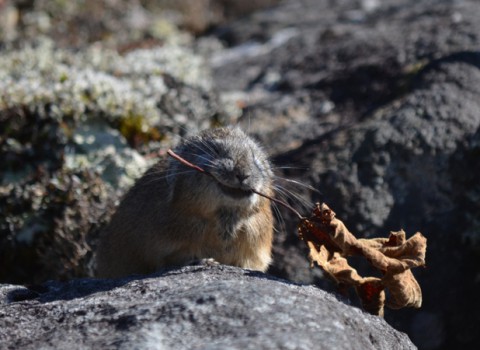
1;0;479;349
0;265;416;350
208;1;480;348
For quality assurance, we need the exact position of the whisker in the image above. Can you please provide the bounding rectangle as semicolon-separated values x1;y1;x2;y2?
175;150;214;166
272;166;310;171
193;138;217;158
273;176;322;195
271;201;287;235
272;184;311;214
167;149;305;219
252;187;304;220
136;170;197;188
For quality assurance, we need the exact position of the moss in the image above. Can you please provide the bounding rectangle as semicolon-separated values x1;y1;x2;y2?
403;60;429;76
397;59;430;95
118;113;164;148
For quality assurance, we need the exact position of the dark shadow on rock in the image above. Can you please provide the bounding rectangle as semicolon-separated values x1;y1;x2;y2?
417;50;480;77
5;267;178;304
4;264;294;304
6;277;134;304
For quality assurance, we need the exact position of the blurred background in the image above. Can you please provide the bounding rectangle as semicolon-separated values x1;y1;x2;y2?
1;1;479;349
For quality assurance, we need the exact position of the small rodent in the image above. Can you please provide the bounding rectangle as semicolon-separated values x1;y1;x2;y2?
96;127;274;278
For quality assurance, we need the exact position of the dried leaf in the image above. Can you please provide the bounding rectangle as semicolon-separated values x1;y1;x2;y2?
298;203;426;316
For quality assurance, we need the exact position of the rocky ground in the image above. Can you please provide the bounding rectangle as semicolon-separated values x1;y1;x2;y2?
1;0;479;349
0;265;416;350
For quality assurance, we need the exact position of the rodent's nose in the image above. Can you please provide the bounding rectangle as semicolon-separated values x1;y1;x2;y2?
235;172;250;184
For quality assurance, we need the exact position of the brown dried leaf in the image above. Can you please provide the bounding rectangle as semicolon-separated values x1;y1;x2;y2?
298;203;427;316
355;278;386;317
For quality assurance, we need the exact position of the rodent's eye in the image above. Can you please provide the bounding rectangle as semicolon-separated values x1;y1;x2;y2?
251;149;262;165
251;150;265;172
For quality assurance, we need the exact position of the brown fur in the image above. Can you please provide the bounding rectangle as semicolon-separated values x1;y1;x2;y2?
96;127;274;278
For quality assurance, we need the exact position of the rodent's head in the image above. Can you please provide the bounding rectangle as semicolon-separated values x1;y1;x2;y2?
170;127;273;212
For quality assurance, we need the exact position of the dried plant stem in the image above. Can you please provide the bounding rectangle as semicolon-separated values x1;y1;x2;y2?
251;189;304;220
167;149;305;220
167;149;207;174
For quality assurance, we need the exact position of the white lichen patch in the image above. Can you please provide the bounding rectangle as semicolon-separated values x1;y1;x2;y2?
65;120;154;189
0;37;212;189
0;38;210;123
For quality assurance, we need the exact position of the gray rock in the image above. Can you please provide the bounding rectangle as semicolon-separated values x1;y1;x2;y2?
0;265;415;350
2;0;479;348
209;0;480;348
